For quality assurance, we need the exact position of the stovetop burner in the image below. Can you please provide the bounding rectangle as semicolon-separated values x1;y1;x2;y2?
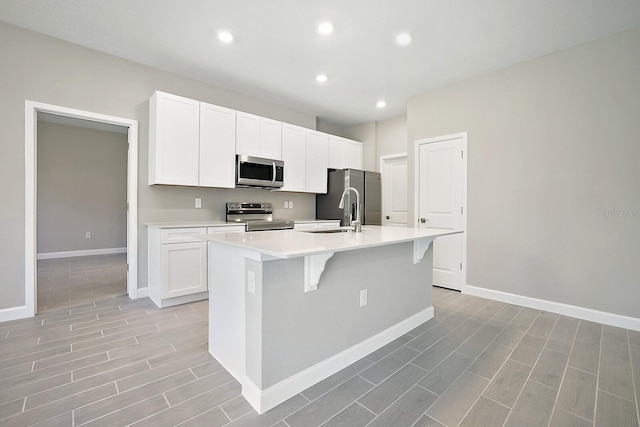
226;202;294;231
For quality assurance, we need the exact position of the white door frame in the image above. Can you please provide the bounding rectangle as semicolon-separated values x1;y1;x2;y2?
414;132;468;290
379;153;408;226
25;100;139;317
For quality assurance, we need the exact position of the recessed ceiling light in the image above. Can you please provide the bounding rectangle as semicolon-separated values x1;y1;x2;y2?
316;74;328;83
396;32;412;46
218;31;234;43
318;22;334;35
376;100;387;108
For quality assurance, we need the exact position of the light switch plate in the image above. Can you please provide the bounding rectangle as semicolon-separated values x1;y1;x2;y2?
289;200;294;209
284;201;289;209
360;289;367;307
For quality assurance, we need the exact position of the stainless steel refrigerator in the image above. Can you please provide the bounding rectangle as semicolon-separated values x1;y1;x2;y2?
316;169;381;226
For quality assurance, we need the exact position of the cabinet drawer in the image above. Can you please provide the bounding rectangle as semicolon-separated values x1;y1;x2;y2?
161;227;207;244
207;226;245;234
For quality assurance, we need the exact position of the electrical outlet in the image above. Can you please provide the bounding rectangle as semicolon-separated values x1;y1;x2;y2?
247;271;256;295
289;200;294;209
284;201;289;209
85;232;91;239
359;289;368;307
195;198;202;209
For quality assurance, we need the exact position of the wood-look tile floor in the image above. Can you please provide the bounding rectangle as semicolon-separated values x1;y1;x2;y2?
37;254;127;312
1;256;639;426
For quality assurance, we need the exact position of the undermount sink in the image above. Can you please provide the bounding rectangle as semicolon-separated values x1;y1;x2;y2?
304;228;357;234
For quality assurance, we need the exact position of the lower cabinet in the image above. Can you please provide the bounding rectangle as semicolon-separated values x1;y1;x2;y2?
148;225;244;308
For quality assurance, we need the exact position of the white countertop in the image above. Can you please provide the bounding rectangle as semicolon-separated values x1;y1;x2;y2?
200;226;462;258
293;219;341;224
145;219;340;229
145;221;242;228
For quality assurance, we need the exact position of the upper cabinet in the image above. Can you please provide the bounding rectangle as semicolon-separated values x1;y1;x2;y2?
149;91;236;188
328;136;363;170
199;102;236;188
149;91;200;186
281;126;329;193
149;90;362;192
236;112;282;160
305;130;329;193
281;123;306;192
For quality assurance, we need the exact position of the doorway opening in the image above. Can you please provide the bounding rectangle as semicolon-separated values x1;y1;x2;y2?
36;114;128;311
25;101;139;317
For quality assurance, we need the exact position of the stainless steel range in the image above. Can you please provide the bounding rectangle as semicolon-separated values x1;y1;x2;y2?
226;202;294;231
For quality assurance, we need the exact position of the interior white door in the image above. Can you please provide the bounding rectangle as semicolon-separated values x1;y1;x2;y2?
381;155;408;226
416;134;466;291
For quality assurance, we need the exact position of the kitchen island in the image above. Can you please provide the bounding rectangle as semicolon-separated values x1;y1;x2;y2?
201;225;461;413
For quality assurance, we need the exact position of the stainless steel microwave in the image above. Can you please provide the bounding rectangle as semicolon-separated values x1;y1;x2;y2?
236;155;284;189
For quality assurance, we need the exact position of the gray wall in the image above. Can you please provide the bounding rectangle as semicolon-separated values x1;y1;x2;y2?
37;122;128;254
0;21;317;309
406;28;640;318
342;115;407;172
254;242;432;388
376;115;407;161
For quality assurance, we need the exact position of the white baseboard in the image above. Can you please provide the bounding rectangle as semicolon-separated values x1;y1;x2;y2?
241;306;434;414
37;247;127;260
137;287;149;299
464;285;640;332
0;305;32;323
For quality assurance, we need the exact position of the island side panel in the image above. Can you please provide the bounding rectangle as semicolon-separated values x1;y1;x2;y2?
208;242;247;382
256;241;433;389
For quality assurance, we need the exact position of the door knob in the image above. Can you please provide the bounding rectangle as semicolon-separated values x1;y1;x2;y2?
420;218;429;223
385;216;390;220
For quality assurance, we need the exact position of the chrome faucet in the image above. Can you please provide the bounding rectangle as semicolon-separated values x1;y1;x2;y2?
338;187;362;232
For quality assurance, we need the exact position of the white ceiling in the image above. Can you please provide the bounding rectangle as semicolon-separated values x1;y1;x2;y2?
2;0;640;127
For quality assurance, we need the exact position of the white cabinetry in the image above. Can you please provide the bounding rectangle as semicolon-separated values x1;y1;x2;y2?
281;126;329;193
149;92;200;185
148;225;244;308
305;130;329;193
345;139;363;169
199;102;236;188
236;112;282;160
149;92;236;188
281;124;306;192
328;136;363;170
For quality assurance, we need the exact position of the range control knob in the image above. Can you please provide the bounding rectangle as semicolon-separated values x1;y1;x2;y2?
267;203;272;209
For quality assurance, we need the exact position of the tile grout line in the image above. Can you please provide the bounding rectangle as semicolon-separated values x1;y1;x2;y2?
546;318;580;427
357;367;429;418
627;330;640;427
498;310;551;427
412;301;526;426
593;323;604;425
441;307;536;427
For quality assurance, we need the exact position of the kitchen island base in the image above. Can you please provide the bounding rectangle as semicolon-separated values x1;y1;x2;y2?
208;237;436;414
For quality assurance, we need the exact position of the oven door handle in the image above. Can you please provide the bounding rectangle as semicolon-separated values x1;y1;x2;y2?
272;161;276;184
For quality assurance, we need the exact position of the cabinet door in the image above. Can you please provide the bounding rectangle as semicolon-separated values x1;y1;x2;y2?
345;139;363;170
306;130;329;193
162;241;207;298
281;124;306;192
260;118;282;160
236;112;261;157
328;136;346;169
149;91;200;185
199;103;236;188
